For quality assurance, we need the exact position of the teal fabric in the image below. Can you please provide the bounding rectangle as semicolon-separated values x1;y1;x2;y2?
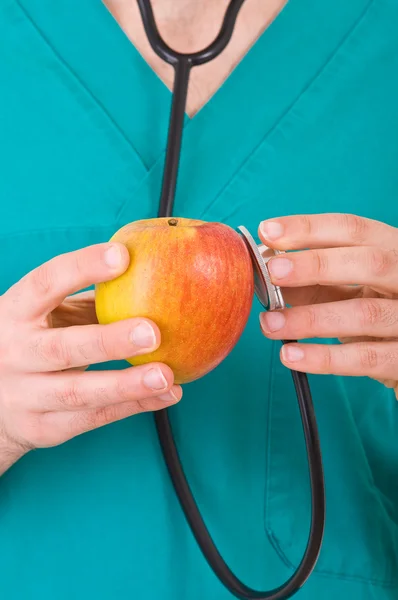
1;0;398;598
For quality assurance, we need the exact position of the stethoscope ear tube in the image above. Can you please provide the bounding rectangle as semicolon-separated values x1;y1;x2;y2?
137;1;326;598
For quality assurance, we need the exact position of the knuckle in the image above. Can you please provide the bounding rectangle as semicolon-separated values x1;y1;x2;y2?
72;251;85;278
135;397;149;413
94;331;113;361
55;380;85;409
31;263;54;296
341;214;369;243
383;343;398;366
42;335;72;369
358;344;379;370
91;405;120;428
358;299;398;329
298;215;313;236
320;346;333;372
368;248;394;277
304;306;318;330
387;347;398;367
359;299;384;327
311;250;328;278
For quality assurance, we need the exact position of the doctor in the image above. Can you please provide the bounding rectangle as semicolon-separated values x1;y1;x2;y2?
1;1;398;599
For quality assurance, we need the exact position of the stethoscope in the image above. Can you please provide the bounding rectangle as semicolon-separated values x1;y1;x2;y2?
137;1;326;598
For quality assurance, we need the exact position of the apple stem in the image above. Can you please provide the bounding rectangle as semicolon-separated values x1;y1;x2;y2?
168;219;178;226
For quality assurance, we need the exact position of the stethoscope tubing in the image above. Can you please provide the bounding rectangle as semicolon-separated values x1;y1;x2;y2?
137;1;326;598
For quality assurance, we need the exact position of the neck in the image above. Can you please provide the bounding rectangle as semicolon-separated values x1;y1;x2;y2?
105;0;232;52
141;0;232;50
149;0;217;17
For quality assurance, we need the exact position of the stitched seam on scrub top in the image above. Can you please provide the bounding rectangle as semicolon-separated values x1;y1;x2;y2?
14;0;148;173
198;0;376;220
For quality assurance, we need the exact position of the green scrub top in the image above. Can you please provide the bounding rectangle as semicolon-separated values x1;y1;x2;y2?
1;1;398;598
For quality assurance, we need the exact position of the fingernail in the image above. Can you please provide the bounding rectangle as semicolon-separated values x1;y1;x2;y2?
268;257;293;279
261;311;286;332
260;221;284;240
143;367;168;390
104;244;123;268
158;388;180;402
281;345;305;362
130;322;157;348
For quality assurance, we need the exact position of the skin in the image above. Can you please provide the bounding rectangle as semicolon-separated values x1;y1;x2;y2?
259;213;398;399
0;243;182;476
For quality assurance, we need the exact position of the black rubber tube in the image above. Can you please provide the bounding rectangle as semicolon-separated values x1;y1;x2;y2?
137;1;326;597
154;354;325;599
137;0;247;66
157;58;191;218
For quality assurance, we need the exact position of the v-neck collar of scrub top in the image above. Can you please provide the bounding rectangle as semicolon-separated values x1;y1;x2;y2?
16;0;375;225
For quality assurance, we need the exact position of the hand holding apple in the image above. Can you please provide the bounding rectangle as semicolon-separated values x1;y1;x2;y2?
0;242;183;476
95;217;255;384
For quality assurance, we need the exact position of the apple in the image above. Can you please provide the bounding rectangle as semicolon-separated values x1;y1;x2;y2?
95;217;254;384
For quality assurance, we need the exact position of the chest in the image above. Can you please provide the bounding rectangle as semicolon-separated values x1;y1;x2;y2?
1;0;398;294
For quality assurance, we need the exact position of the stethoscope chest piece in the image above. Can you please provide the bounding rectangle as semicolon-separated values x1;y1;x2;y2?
237;225;285;311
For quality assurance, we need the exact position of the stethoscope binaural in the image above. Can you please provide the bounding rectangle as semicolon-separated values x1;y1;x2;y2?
137;1;326;598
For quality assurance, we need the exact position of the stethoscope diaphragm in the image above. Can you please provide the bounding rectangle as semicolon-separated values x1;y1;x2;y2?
237;225;285;311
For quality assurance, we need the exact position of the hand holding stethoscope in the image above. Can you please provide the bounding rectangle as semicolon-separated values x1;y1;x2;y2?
259;213;398;398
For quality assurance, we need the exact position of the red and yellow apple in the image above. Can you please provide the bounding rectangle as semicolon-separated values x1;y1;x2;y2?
95;217;254;384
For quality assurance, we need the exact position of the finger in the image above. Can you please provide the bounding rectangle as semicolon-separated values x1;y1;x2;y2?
26;363;180;412
260;298;398;341
19;318;161;372
259;213;398;251
284;282;384;308
6;242;129;321
278;340;398;380
281;283;362;307
41;388;183;441
266;246;398;293
339;336;398;344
